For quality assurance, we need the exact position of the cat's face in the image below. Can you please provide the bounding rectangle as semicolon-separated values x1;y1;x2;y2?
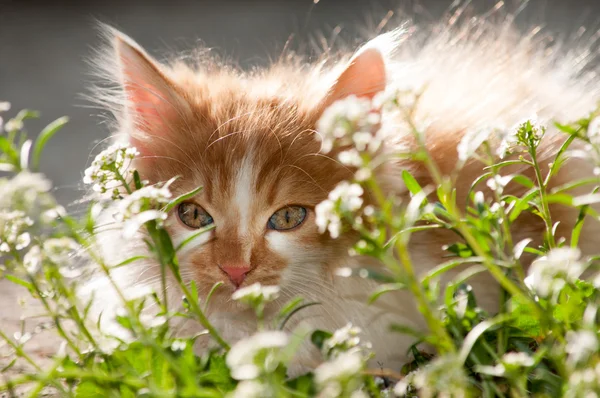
105;30;387;301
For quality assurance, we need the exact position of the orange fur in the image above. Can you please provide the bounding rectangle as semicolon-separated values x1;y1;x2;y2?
85;8;600;371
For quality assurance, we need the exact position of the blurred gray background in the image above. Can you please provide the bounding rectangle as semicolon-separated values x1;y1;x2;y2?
1;0;599;207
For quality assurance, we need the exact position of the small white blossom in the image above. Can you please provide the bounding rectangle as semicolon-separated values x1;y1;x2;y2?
335;267;353;277
0;172;54;212
501;352;535;368
4;118;23;132
115;184;172;222
352;132;372;151
566;330;598;365
566;363;600;398
315;200;341;238
231;282;280;305
314;351;364;395
457;127;492;162
228;380;272;398
330;182;364;212
496;127;519;159
0;210;33;252
394;377;413;397
486;175;513;193
317;96;377;154
354;167;371;182
41;206;66;223
226;331;288;380
0;102;10;112
587;117;600;146
23;245;43;274
372;81;421;111
525;247;586;298
43;237;79;265
83;143;140;199
170;340;187;351
338;149;363;167
315;181;364;239
322;323;365;358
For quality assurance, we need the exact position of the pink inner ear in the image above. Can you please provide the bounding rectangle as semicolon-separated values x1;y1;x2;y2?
115;36;187;159
323;47;387;109
124;79;173;133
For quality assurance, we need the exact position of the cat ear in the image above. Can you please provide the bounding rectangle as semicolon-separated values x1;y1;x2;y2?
112;32;190;143
322;40;388;109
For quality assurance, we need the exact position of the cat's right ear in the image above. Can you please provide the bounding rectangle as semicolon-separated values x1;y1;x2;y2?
109;29;190;149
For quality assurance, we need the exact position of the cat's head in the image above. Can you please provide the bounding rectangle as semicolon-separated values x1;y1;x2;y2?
96;27;395;302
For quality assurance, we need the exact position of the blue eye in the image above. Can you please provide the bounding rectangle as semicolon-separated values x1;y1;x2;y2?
268;206;307;231
177;202;213;229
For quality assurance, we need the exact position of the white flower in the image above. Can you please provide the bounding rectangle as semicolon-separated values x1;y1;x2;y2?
315;199;341;238
338;149;363;167
314;350;364;390
587;117;600;146
355;167;371;182
566;330;598;365
352;132;372;152
394;378;411;397
315;181;363;239
496;126;520;159
43;237;79;265
501;352;535;368
0;102;10;112
329;182;364;212
372;82;421;111
83;143;140;199
23;245;43;274
4;118;23;132
0;210;33;252
322;323;364;358
41;206;66;223
457;127;492;162
486;175;513;193
226;331;289;380
231;282;280;305
566;364;600;398
115;184;172;222
317;96;377;154
525;247;586;298
170;340;187;351
121;210;168;238
228;380;271;398
0;172;54;212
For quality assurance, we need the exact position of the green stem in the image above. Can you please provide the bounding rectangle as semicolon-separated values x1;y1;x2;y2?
529;148;555;249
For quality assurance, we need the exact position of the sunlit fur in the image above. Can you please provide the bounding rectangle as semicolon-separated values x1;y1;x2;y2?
86;6;600;372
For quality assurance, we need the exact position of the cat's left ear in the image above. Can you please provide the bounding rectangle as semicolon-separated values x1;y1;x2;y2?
321;36;390;109
111;30;191;147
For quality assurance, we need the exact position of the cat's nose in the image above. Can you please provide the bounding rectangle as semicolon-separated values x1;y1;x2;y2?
219;263;251;288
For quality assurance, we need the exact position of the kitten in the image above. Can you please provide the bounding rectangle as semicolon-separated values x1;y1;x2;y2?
86;11;600;372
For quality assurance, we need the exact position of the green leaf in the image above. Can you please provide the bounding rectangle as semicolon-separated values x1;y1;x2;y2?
164;185;203;213
310;330;332;350
422;257;483;284
444;242;474;258
174;225;215;252
402;170;424;195
31;116;68;171
112;256;148;269
4;274;33;291
204;281;223;310
368;283;405;304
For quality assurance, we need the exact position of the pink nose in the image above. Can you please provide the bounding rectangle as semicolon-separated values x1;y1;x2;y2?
219;264;251;287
